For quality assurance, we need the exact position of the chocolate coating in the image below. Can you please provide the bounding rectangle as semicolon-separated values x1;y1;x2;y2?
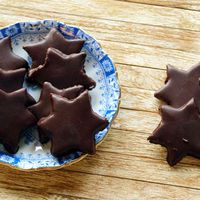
0;88;36;154
155;63;200;108
0;37;28;70
148;98;200;166
0;68;26;92
23;28;85;69
25;91;36;107
38;91;109;157
28;48;96;89
29;82;84;143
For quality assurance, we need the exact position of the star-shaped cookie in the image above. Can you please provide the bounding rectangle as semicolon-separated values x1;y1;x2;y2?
38;91;109;157
28;48;96;89
0;88;37;154
29;82;84;143
155;63;200;108
148;98;200;166
23;28;85;69
0;68;26;92
0;37;28;70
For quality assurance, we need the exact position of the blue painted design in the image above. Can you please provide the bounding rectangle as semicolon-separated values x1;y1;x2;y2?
0;23;21;37
100;55;115;77
0;20;120;170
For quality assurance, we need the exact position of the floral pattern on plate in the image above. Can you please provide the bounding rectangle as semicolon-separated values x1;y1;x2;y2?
0;20;120;170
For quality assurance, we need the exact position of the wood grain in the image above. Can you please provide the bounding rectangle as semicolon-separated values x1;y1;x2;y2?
101;40;200;70
120;87;158;112
0;165;200;200
0;0;200;199
100;128;200;166
112;108;159;133
67;151;200;189
2;0;200;31
117;64;166;90
1;5;200;54
116;0;200;11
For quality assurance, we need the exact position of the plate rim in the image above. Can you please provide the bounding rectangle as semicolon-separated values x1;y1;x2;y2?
0;19;121;171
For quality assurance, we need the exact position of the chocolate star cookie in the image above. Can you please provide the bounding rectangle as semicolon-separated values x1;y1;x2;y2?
0;68;26;92
23;28;84;69
29;82;84;143
28;48;96;89
0;88;37;154
148;98;200;166
0;37;28;70
155;63;200;108
38;91;109;157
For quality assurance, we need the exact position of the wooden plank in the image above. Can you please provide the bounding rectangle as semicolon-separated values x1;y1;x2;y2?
1;0;200;31
120;86;159;112
0;188;45;200
100;128;170;161
1;5;200;54
117;64;166;90
112;108;160;133
0;166;200;200
67;151;200;190
100;128;200;166
116;0;200;11
0;187;87;200
100;40;200;70
47;195;90;200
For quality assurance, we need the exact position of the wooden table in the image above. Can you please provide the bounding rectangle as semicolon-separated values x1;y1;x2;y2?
0;0;200;199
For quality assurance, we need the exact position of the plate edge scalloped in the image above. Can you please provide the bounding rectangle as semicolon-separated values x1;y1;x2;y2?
0;19;121;171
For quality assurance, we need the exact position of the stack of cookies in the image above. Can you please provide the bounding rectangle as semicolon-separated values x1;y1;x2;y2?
148;63;200;166
0;28;108;158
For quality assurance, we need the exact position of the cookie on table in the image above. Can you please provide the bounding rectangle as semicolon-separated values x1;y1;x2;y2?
148;98;200;166
155;63;200;108
23;28;85;69
28;48;96;89
28;82;85;143
38;91;109;157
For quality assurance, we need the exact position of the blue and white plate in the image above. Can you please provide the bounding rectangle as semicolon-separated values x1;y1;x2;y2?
0;20;120;170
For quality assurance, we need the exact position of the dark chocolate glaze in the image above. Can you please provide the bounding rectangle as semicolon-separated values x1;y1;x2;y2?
28;48;96;90
25;91;36;107
148;98;200;166
155;63;200;108
23;28;85;69
0;37;28;70
28;82;84;143
0;88;36;154
0;68;26;92
38;91;109;157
